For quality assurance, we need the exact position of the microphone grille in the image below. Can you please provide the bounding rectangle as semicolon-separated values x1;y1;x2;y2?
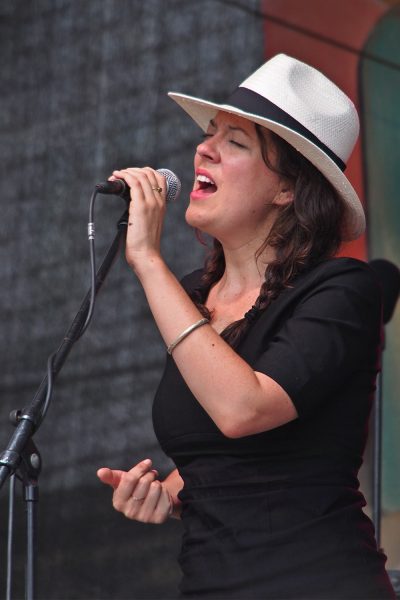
157;168;181;203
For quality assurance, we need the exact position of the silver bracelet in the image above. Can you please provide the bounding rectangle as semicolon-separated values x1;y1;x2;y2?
167;318;210;355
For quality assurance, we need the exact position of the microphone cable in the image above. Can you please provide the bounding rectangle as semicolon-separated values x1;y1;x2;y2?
36;186;103;429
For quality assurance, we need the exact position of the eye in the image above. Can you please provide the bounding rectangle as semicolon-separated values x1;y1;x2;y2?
230;140;247;149
202;133;214;140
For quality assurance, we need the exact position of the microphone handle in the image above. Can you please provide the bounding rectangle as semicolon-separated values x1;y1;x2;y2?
95;168;181;203
95;179;130;201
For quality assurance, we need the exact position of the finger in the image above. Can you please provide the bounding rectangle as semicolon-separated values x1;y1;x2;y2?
141;167;166;201
154;169;169;200
113;459;153;503
113;168;164;205
111;170;146;205
134;480;163;521
112;168;156;192
118;166;160;191
131;169;163;204
97;468;124;489
129;470;158;502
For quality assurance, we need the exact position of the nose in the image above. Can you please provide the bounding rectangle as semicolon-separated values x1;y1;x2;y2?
196;134;220;162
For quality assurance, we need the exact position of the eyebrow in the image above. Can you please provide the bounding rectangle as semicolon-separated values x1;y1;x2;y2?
209;119;251;138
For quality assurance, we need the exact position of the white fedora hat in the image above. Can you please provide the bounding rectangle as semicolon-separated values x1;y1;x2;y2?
168;54;365;241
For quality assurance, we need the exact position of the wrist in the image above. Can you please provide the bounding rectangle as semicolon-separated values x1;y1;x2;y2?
127;251;166;280
161;480;182;520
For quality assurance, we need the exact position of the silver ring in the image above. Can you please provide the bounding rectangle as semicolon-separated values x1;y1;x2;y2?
132;495;145;502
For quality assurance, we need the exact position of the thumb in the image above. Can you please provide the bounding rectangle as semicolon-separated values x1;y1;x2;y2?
97;467;124;489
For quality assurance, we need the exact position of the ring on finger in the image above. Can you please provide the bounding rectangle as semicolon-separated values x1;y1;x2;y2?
132;495;146;502
151;186;162;193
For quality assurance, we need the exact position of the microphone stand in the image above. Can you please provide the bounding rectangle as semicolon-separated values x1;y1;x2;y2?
0;207;129;600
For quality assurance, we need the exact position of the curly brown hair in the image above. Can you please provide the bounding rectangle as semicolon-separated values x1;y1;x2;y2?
190;125;345;348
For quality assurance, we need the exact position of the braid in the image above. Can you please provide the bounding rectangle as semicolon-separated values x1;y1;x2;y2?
191;127;344;349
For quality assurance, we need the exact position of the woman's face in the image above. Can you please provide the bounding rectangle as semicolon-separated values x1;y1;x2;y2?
187;112;290;248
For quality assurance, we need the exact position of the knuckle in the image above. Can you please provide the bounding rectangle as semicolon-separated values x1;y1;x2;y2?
152;514;162;524
153;509;168;524
141;515;151;524
125;507;139;520
158;512;168;524
121;472;136;486
112;498;123;512
143;472;156;484
150;480;161;493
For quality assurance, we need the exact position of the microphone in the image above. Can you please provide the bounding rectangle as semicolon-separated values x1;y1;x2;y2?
95;168;181;204
369;258;400;324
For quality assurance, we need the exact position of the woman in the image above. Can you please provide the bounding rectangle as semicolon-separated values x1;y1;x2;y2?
97;54;395;598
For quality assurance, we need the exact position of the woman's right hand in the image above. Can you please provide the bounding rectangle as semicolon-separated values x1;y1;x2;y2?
108;167;167;273
97;458;173;524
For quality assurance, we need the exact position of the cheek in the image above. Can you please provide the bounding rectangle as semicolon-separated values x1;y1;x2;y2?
243;176;280;212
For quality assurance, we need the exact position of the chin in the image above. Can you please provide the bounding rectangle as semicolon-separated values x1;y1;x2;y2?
185;206;210;231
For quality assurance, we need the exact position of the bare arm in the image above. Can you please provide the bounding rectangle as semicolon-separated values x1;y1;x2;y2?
112;167;298;438
135;257;297;437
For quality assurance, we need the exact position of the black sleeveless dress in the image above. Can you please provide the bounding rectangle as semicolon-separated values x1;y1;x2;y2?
152;258;395;599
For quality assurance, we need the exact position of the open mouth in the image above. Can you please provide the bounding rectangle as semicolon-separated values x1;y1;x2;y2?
196;174;218;194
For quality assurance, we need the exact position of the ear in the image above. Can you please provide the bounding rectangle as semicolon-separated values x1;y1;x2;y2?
273;186;294;207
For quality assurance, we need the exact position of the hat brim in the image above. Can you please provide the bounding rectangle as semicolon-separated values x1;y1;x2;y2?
168;92;365;242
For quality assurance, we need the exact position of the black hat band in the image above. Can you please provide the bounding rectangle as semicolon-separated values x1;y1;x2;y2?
227;87;346;172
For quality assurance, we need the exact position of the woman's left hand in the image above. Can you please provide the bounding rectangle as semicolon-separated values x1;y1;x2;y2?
97;459;174;524
110;167;167;270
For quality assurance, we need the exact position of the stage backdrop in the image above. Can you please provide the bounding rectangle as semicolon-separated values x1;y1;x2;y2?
0;1;263;598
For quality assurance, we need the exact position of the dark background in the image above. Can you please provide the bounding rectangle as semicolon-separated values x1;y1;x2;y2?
0;1;263;598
